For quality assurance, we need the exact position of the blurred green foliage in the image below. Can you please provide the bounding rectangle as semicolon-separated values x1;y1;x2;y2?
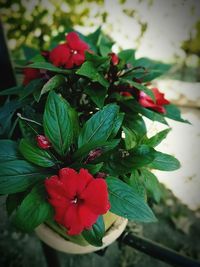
0;0;104;54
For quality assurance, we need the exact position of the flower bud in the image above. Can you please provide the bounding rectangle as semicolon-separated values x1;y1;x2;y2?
109;52;119;66
84;148;102;163
36;135;51;149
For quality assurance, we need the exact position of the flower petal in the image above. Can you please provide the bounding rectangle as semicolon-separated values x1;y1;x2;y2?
49;44;70;67
63;204;84;235
66;32;89;51
81;178;110;214
78;204;98;229
45;175;67;199
76;168;93;195
59;168;78;199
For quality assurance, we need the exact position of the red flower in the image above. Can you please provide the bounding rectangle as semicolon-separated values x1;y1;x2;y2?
109;52;119;66
45;168;110;235
36;135;51;149
139;88;170;113
23;68;42;85
49;32;89;69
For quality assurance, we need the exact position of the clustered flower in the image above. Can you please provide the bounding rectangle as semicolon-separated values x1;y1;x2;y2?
49;32;89;68
45;168;110;235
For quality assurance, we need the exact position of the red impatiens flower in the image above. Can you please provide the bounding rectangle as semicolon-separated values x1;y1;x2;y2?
139;88;170;113
49;32;89;69
36;135;51;149
109;52;119;66
45;168;110;235
23;68;42;85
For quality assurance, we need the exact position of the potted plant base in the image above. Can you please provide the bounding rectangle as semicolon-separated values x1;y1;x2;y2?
35;212;128;254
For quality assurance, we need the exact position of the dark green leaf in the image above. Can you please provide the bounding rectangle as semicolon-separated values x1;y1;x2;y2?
43;91;74;156
0;140;20;162
106;177;156;222
76;61;109;88
165;104;190;123
106;145;155;175
13;185;53;232
144;128;171;147
134;57;171;81
41;75;66;96
85;84;107;108
0;85;23;96
82;216;105;246
78;104;119;148
141;169;162;203
20;78;45;100
6;192;26;216
73;139;120;161
128;170;146;198
19;139;55;167
119;78;155;100
148;150;181;171
124;100;168;125
0;160;49;194
123;126;137;150
26;62;72;74
109;113;124;139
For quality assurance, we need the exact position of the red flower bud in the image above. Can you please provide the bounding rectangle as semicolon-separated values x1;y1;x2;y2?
109;52;119;66
36;135;51;149
84;148;102;164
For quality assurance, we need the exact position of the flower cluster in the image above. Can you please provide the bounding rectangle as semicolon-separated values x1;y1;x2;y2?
0;28;186;246
45;168;110;235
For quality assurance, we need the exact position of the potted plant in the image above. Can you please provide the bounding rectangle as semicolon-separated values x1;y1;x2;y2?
0;28;188;254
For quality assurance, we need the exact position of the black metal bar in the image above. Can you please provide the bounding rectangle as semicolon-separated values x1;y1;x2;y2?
41;242;61;267
0;20;16;91
119;231;200;267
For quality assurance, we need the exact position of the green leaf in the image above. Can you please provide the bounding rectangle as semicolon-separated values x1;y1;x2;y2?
85;84;107;108
13;185;53;232
73;139;120;161
129;170;146;198
124;114;147;139
78;104;119;148
106;177;156;222
0;140;20;162
118;49;135;64
141;169;162;203
124;100;168;125
85;52;109;68
144;128;171;147
6;192;26;216
119;78;155;100
109;113;124;139
164;104;190;123
83;163;103;175
0;85;23;96
40;74;66;96
43;91;74;156
82;216;105;247
134;57;171;81
25;62;72;74
76;61;109;88
20;78;45;100
0;160;49;194
148;150;181;171
106;145;155;175
19;139;55;167
123;126;137;150
99;33;114;56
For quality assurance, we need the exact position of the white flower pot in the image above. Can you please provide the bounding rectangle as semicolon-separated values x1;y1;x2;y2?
35;213;128;254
